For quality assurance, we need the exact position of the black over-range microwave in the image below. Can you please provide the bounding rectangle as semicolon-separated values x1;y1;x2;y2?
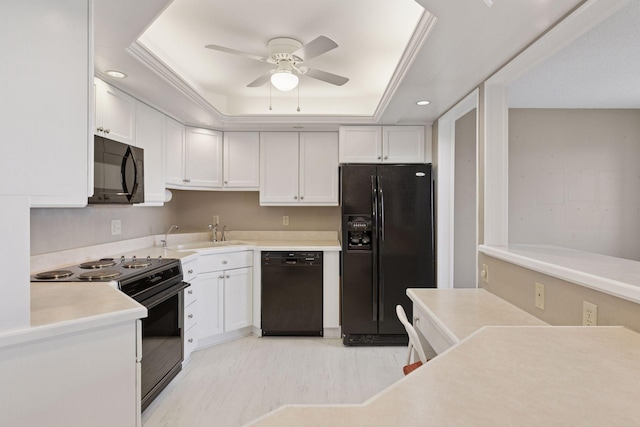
89;135;144;204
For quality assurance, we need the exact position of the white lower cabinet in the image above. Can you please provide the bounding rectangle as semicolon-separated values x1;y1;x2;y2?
196;250;253;348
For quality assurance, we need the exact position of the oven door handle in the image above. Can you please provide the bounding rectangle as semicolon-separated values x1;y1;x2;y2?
142;281;190;309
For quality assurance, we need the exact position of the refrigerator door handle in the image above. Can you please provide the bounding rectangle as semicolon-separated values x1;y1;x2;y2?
377;175;385;321
371;175;379;321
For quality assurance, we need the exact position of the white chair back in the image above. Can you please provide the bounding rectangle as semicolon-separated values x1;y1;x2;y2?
396;305;428;365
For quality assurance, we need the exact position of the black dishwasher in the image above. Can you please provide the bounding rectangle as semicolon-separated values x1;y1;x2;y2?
261;251;323;336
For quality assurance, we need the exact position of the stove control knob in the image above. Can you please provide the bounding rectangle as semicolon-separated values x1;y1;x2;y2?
147;256;151;262
158;255;163;261
132;255;137;262
120;256;125;263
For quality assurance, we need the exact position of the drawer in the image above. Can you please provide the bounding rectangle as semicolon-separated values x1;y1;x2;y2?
199;250;252;272
182;258;198;282
184;282;198;307
413;303;456;355
184;327;198;360
185;302;197;331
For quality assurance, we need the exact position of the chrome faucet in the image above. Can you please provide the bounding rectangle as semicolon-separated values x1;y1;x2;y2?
208;223;218;242
162;225;179;248
221;225;229;242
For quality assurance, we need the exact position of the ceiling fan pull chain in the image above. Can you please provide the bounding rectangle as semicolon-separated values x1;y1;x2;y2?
269;82;273;111
297;84;301;112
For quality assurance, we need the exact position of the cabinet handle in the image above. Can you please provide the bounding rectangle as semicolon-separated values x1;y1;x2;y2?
188;338;193;343
224;181;228;184
377;156;381;159
226;274;230;279
300;196;304;200
222;260;228;264
187;289;193;294
384;155;388;159
104;128;110;133
97;127;104;132
188;314;194;319
294;196;298;200
183;178;191;183
188;269;193;274
219;275;224;279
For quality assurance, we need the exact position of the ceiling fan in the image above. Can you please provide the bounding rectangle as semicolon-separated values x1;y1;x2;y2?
205;36;349;92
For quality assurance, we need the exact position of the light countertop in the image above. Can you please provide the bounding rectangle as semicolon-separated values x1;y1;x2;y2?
0;282;145;348
408;288;547;345
250;326;640;426
480;244;640;304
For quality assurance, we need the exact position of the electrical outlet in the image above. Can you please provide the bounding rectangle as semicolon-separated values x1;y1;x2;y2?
212;215;219;225
481;264;489;283
535;282;545;310
583;301;598;326
111;219;121;236
282;216;289;226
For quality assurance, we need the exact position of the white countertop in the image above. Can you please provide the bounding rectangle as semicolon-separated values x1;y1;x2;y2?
250;326;640;426
0;282;146;348
408;288;547;344
480;244;640;304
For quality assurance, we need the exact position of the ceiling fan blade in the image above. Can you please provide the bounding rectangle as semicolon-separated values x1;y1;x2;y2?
247;71;272;88
293;36;338;62
204;44;267;62
303;68;349;86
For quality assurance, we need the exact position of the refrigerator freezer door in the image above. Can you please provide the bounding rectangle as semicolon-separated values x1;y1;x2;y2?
341;165;378;336
377;164;434;335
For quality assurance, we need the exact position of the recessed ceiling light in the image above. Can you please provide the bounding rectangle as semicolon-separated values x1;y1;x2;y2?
106;70;127;79
416;100;430;106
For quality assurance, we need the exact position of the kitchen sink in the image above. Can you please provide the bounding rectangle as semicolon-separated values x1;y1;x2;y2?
167;240;249;251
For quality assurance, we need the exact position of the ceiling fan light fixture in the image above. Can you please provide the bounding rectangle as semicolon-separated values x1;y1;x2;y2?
416;100;430;106
271;70;299;92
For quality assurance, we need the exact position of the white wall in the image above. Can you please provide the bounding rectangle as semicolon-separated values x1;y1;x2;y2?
453;109;477;288
509;109;640;260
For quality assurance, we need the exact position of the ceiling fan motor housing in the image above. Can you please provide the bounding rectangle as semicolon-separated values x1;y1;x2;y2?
268;37;303;64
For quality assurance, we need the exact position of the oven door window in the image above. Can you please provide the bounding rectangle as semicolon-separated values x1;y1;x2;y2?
141;292;183;400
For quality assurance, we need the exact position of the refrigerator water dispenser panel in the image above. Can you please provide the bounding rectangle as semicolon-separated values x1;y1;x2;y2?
346;215;372;251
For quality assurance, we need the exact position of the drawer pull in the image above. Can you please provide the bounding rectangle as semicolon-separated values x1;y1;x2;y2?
226;275;230;279
222;260;228;265
219;275;224;279
187;290;193;295
188;338;193;343
188;314;194;319
188;269;194;274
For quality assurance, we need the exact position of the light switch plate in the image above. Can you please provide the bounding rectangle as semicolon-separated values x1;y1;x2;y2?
282;216;289;226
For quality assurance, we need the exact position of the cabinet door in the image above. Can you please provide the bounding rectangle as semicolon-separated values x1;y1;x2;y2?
259;132;299;205
197;272;224;338
338;126;382;163
223;132;259;189
382;126;425;163
223;267;252;332
299;132;339;205
12;0;91;207
186;128;223;189
135;102;166;205
100;81;136;144
165;117;186;187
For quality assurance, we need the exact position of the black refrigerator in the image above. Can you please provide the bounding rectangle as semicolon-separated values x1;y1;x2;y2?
341;164;435;345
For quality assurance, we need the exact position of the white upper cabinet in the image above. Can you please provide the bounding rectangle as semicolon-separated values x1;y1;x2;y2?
165;117;186;187
260;132;339;206
299;132;339;204
5;0;92;207
223;132;260;189
260;132;299;204
94;78;136;145
165;125;222;190
339;126;428;164
383;126;426;163
186;128;223;189
134;102;166;205
338;126;382;163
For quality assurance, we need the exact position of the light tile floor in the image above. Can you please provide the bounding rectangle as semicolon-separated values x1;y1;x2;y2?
142;336;406;426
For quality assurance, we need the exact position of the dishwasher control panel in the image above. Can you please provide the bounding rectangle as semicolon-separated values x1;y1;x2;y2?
261;251;322;266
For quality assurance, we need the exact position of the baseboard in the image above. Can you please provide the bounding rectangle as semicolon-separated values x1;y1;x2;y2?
195;327;253;351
